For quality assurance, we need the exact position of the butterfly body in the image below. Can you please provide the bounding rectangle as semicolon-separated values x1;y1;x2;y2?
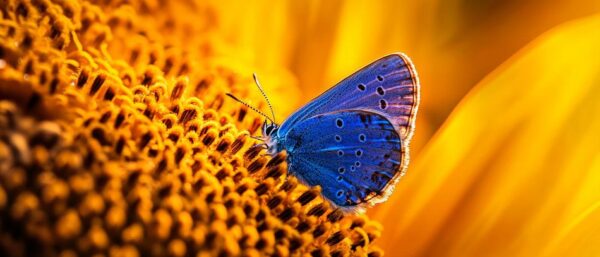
259;53;419;212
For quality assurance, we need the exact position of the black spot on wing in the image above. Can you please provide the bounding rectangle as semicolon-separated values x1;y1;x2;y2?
379;99;387;109
357;83;366;91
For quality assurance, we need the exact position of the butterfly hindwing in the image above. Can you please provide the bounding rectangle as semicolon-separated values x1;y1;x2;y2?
283;110;403;209
278;53;419;142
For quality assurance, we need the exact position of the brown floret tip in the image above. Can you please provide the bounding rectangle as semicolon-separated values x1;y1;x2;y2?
0;1;383;256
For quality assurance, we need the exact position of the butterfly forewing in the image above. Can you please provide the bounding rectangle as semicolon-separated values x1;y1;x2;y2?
278;53;419;142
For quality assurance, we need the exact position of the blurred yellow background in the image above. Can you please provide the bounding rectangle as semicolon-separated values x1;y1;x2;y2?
210;1;600;256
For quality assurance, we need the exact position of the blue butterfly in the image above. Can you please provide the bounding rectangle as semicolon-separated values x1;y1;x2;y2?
229;53;419;212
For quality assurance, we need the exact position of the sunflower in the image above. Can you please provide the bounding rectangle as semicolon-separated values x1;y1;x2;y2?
2;1;599;257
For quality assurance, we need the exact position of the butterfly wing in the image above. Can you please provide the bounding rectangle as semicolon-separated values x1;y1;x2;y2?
283;110;403;210
278;53;419;142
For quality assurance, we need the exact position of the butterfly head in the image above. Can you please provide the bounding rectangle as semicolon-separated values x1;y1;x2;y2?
261;120;282;155
225;74;282;155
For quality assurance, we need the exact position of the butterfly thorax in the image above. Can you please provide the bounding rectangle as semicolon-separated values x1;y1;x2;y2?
261;121;283;155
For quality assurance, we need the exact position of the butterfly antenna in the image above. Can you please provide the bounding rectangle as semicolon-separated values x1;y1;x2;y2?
225;93;276;124
253;73;276;124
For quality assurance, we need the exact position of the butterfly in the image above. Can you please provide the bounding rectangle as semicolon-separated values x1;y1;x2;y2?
228;53;420;212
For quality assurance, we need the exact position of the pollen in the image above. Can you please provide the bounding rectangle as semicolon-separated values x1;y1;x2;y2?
0;1;383;256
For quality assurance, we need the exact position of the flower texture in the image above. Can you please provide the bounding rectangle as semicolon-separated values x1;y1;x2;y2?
372;13;600;257
0;1;382;256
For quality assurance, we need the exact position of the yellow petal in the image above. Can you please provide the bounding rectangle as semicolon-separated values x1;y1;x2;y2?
373;14;600;257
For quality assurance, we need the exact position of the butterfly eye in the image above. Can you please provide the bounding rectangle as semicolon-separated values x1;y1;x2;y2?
264;124;274;135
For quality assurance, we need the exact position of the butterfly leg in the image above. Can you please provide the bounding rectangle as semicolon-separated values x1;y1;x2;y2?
249;142;268;151
250;135;265;141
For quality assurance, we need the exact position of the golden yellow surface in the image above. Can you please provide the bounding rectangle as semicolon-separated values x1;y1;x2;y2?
1;0;600;257
0;1;381;256
217;2;600;256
